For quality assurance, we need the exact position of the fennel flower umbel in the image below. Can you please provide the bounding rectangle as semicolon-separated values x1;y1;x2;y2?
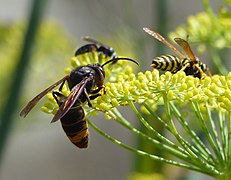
42;53;231;179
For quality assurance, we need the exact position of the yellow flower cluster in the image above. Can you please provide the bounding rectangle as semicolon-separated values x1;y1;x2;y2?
94;70;231;114
42;50;231;119
41;52;231;119
169;12;231;49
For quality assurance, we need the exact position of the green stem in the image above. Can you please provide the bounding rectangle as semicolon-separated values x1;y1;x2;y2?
143;102;172;132
87;117;218;176
142;102;191;153
192;102;224;162
130;98;218;175
129;102;193;157
163;96;197;159
128;101;154;132
228;112;231;168
205;103;222;163
0;0;47;163
170;102;217;166
110;108;191;161
218;111;227;162
126;104;218;170
164;97;218;174
224;112;229;163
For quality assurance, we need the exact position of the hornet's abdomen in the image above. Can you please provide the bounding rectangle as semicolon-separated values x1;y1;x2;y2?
60;101;88;148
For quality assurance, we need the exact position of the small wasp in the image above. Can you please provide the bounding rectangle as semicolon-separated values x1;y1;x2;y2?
75;36;117;60
143;27;211;78
20;44;138;148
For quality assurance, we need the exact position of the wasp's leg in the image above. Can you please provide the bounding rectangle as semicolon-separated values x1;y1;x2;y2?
52;91;66;104
194;64;209;78
83;88;93;107
90;86;104;94
206;67;212;77
180;63;190;72
89;86;105;99
83;87;104;107
52;91;60;103
58;79;67;92
89;94;101;100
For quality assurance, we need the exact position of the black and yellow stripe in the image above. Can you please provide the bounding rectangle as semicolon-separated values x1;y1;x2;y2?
53;92;88;148
151;55;182;73
60;103;88;148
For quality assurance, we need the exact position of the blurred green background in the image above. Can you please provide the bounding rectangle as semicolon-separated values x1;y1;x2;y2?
0;0;224;180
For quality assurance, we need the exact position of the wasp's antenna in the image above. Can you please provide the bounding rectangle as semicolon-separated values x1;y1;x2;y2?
101;57;139;67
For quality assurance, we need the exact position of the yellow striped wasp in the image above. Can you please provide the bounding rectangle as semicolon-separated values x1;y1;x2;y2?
143;27;211;78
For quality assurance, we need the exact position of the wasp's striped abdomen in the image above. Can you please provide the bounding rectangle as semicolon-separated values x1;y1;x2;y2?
60;102;88;148
53;90;88;149
151;55;182;73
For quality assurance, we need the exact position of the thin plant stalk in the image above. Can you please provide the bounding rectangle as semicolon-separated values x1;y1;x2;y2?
110;108;192;161
170;102;216;165
87;115;219;176
0;0;47;163
109;105;219;176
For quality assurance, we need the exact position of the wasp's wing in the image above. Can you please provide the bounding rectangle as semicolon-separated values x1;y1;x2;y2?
174;38;197;62
82;36;109;48
20;75;69;118
51;76;94;123
143;27;186;59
